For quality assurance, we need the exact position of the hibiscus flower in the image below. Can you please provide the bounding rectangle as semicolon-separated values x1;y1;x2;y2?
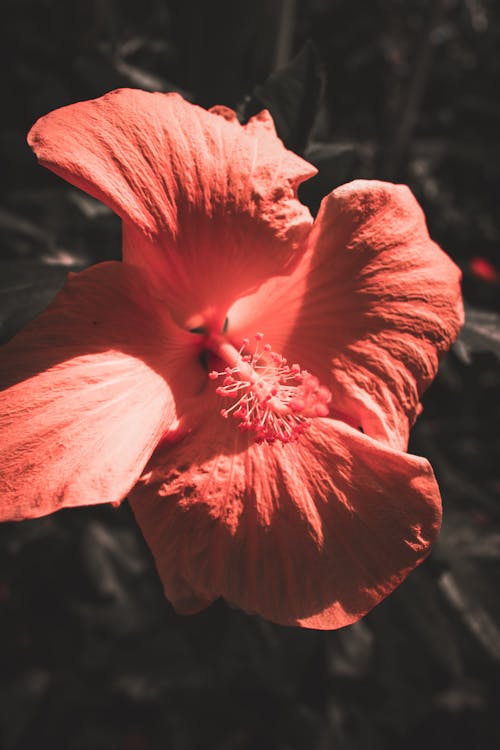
0;89;463;629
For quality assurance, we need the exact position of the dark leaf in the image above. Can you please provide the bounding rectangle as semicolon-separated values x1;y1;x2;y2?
240;40;324;155
300;142;361;214
454;306;500;363
0;259;83;344
74;520;155;636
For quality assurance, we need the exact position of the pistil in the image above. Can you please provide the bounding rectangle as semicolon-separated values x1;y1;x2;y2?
207;333;332;444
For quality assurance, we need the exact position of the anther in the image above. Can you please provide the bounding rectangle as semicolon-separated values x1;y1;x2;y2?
208;332;332;445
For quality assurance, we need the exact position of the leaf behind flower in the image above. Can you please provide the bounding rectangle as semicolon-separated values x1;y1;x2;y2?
240;40;324;155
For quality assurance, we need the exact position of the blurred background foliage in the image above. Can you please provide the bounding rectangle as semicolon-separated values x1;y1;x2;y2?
0;1;499;749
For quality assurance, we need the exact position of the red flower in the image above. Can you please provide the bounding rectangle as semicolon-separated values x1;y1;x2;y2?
0;90;463;629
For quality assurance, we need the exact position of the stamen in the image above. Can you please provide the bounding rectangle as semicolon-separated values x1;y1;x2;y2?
208;333;332;445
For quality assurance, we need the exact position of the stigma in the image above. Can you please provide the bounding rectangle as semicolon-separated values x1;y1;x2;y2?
208;333;332;445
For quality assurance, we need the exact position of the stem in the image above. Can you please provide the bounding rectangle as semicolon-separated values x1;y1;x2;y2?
273;0;297;71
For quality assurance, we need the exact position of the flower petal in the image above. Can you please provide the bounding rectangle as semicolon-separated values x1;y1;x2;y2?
129;411;441;629
28;89;316;327
227;180;463;449
0;262;203;521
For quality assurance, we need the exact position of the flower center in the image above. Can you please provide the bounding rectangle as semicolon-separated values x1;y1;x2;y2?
208;333;332;444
